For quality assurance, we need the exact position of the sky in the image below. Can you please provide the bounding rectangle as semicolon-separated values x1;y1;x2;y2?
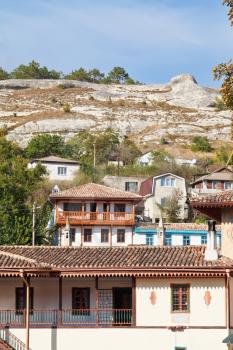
0;0;232;87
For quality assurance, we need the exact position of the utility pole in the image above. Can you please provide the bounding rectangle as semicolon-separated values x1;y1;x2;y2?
32;202;36;246
93;142;96;169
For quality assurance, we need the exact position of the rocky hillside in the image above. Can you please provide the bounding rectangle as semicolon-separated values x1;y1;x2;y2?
0;74;231;149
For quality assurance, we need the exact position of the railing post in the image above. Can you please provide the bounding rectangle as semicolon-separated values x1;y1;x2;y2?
132;276;136;326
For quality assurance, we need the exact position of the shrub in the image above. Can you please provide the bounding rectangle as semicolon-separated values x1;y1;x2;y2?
191;136;212;152
63;104;71;113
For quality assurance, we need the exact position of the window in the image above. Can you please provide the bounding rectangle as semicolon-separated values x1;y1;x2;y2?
114;204;126;213
160;197;167;208
57;167;67;176
101;229;109;243
171;284;189;312
72;288;90;315
125;182;138;192
165;234;172;246
117;229;125;243
224;182;232;190
201;234;207;245
16;287;33;314
146;234;154;246
64;203;82;211
84;229;92;242
212;180;220;189
160;177;176;187
70;228;76;242
183;235;190;246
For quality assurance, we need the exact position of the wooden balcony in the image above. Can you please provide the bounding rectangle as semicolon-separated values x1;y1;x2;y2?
0;309;133;328
56;210;135;226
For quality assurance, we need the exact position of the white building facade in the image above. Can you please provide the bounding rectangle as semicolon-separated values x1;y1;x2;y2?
140;173;188;222
28;155;80;181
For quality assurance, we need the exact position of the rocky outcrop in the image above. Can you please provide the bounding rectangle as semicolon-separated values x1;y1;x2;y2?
0;75;231;148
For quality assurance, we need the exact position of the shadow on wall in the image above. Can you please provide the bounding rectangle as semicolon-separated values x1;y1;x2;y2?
51;326;57;350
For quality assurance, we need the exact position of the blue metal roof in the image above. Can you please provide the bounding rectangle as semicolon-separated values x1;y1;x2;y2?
134;227;221;236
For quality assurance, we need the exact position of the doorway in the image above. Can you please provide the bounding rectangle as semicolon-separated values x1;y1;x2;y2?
112;288;132;325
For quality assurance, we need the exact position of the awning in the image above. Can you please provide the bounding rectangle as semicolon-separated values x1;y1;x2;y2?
223;334;233;344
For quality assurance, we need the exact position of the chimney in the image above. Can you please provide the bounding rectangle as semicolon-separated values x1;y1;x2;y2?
63;216;71;247
205;220;218;261
157;216;165;246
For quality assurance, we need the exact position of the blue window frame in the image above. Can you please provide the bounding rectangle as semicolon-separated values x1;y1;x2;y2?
161;177;176;187
201;234;207;245
146;234;154;246
165;234;172;246
183;235;190;246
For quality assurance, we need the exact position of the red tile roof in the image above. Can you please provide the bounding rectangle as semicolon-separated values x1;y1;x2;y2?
50;183;142;201
189;189;233;208
0;246;232;277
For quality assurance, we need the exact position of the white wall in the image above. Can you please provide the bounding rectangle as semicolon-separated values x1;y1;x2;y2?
136;277;226;327
30;162;79;181
144;174;187;221
12;328;228;350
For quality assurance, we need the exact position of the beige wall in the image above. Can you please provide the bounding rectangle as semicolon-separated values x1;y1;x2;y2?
12;328;228;350
136;277;226;327
221;207;233;259
144;174;187;221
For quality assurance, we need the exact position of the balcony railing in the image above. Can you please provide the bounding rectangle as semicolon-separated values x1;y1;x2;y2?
0;328;28;350
56;211;135;225
0;309;133;328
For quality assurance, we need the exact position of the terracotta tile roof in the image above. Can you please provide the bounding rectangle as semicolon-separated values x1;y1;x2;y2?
0;246;232;274
32;156;79;164
189;189;233;207
50;183;142;201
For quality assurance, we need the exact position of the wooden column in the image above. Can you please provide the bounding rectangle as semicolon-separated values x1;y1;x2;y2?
132;276;136;327
95;277;99;325
81;225;83;247
110;225;112;247
59;276;63;326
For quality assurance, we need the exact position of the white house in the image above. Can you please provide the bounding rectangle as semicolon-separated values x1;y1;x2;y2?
49;182;142;247
28;156;80;181
140;173;187;222
137;151;196;167
102;175;146;193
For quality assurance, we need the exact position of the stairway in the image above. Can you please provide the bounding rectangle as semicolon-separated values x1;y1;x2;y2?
0;338;13;349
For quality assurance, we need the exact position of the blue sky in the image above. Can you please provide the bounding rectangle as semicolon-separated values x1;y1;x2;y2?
0;0;232;86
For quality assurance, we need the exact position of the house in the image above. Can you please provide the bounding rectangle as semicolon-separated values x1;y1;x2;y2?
0;228;232;349
134;222;221;247
102;175;147;193
190;167;233;196
28;156;80;181
137;151;197;168
140;173;187;222
49;182;142;247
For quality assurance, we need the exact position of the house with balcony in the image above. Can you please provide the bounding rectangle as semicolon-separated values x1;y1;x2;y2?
50;183;142;247
140;173;187;222
190;166;233;197
0;229;232;350
28;156;80;181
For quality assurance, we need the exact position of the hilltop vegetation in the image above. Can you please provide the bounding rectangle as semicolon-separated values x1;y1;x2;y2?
0;60;139;85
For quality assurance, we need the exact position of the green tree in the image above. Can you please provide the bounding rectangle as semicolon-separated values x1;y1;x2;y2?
88;68;105;83
224;0;233;24
119;137;141;164
10;60;61;79
66;68;90;81
24;134;71;159
0;67;9;80
106;67;130;84
0;135;47;244
191;136;212;152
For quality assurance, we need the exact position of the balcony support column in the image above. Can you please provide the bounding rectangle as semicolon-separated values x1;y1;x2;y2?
132;276;136;327
58;276;63;326
95;277;99;325
20;272;30;350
